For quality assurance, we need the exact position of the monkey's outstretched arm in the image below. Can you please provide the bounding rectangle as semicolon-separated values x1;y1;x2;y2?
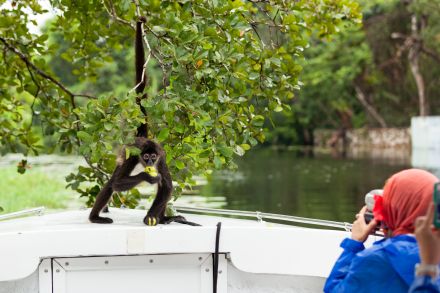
112;172;161;191
112;156;160;191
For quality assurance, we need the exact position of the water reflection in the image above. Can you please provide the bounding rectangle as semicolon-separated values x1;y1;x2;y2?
2;149;438;223
198;148;412;222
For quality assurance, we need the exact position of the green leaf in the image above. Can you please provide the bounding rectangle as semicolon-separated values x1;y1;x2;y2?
234;145;245;156
125;148;130;160
214;156;222;168
157;129;170;141
274;105;283;112
175;160;185;170
104;122;113;131
249;72;260;80
218;146;233;158
77;131;93;143
252;115;265;127
249;137;258;146
240;144;251;151
126;146;141;159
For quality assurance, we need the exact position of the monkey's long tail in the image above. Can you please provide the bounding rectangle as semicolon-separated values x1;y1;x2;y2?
161;216;202;226
135;16;148;138
174;219;202;226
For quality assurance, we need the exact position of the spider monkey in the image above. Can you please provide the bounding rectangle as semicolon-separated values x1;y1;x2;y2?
88;137;176;225
89;17;196;226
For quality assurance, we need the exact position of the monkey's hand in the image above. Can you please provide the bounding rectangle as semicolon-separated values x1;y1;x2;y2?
144;166;158;177
142;172;162;184
143;215;159;226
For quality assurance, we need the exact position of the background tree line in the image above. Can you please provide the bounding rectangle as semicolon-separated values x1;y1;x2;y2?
267;0;440;146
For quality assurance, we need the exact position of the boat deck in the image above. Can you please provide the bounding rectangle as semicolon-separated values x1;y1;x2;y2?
0;207;278;233
0;208;380;293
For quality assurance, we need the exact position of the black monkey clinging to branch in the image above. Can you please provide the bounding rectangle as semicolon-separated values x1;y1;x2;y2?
89;17;194;226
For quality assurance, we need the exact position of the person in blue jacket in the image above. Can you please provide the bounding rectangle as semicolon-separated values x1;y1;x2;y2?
409;202;440;293
324;169;439;293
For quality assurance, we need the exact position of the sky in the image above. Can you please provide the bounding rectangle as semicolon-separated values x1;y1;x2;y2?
30;0;56;34
2;0;56;34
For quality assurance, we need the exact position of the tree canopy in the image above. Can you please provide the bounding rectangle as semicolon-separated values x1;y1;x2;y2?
0;0;360;207
285;0;440;145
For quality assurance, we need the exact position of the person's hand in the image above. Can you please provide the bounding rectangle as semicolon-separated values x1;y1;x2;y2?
351;206;378;242
414;203;440;265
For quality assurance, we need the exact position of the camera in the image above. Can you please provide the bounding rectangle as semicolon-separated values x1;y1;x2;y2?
364;189;383;224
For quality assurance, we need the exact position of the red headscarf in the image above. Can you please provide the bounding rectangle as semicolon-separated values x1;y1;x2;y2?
375;169;438;236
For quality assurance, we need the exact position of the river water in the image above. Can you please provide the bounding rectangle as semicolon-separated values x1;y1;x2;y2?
192;147;426;223
3;148;439;224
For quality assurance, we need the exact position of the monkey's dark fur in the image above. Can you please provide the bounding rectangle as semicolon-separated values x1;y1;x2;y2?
89;137;175;225
135;16;148;138
89;17;197;226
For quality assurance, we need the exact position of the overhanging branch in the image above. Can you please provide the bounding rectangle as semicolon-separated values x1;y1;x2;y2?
0;37;96;100
102;0;135;30
422;46;440;64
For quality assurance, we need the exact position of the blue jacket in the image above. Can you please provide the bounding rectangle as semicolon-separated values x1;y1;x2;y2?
409;276;440;293
324;235;420;293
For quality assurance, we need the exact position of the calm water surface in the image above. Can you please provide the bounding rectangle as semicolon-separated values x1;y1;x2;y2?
196;148;414;222
3;150;437;224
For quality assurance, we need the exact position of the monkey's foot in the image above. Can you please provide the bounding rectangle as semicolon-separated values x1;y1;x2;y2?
89;216;113;224
143;216;159;226
161;216;201;226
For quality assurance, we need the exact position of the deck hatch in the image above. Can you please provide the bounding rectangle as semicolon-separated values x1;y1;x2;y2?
40;253;227;293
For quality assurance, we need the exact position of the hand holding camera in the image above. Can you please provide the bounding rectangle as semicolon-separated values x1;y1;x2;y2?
351;205;378;242
350;189;384;242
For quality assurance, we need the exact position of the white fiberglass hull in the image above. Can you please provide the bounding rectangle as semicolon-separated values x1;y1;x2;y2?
0;208;379;293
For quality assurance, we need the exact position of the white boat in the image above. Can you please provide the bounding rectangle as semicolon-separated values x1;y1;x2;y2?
0;207;380;293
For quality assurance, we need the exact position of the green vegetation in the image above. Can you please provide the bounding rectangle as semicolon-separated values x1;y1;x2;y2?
0;167;70;213
267;0;440;145
0;0;360;208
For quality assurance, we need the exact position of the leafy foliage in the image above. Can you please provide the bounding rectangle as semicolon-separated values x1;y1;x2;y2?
0;0;360;207
298;25;372;129
275;0;440;146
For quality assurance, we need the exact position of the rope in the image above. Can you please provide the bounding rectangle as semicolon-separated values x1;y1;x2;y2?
213;222;221;293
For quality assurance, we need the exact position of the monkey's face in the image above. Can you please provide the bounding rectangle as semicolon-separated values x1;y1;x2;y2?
141;153;158;167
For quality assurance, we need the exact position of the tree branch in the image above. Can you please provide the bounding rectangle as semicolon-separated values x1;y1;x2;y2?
240;12;265;49
103;0;135;30
25;65;39;131
408;14;428;116
133;0;142;18
354;85;387;128
422;46;440;64
0;37;96;100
